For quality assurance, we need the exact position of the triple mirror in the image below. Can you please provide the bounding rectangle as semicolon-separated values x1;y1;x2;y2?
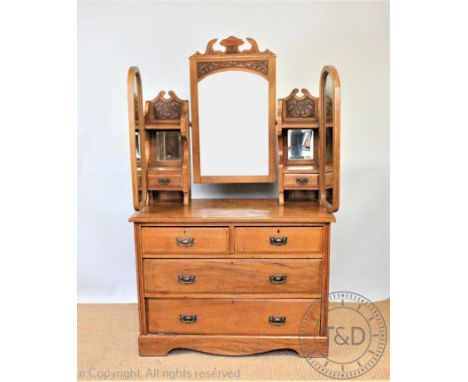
127;38;340;211
190;36;276;183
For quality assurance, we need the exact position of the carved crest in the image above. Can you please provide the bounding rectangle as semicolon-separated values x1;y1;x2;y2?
146;91;183;123
282;89;318;121
191;36;274;80
197;60;268;80
195;36;270;56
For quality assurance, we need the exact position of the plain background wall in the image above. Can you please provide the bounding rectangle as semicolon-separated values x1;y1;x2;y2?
78;1;389;302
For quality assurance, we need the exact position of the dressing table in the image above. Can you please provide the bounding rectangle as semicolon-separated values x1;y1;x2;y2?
127;37;341;357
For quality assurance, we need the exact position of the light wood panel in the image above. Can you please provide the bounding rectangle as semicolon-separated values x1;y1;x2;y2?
130;199;335;223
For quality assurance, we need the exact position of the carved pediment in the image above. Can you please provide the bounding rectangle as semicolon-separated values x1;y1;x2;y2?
282;88;318;121
193;36;271;56
146;91;183;123
191;36;274;80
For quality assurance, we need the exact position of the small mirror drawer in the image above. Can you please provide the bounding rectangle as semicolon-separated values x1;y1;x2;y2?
143;259;322;295
146;298;321;336
284;174;319;189
147;173;182;189
141;227;229;255
235;227;323;254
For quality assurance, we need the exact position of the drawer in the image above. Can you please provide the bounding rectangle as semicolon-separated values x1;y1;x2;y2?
143;259;322;296
235;227;323;254
141;227;229;255
147;173;182;189
146;298;321;335
284;174;319;189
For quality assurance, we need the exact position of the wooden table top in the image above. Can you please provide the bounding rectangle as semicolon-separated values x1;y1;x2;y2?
129;199;335;223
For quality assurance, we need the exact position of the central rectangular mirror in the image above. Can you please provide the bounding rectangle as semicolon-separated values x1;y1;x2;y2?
190;37;276;183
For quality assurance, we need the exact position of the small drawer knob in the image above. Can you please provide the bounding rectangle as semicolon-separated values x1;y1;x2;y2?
177;274;196;284
268;316;287;326
269;236;288;246
269;275;287;284
158;178;170;185
179;314;197;324
296;177;309;185
176;237;195;247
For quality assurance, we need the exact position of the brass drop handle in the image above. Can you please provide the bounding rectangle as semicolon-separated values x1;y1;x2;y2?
296;177;309;185
269;275;287;284
179;314;197;324
176;237;195;247
158;178;170;185
269;236;288;246
177;274;196;284
269;316;287;326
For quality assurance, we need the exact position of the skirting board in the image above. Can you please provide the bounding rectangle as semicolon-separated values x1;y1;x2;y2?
139;335;328;357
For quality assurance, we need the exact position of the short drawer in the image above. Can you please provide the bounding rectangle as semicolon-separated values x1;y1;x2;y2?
284;174;319;189
147;173;182;189
143;259;322;296
235;227;323;254
141;227;229;255
146;298;321;335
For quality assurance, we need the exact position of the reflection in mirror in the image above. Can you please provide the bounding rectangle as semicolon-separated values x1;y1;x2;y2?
156;131;182;161
198;71;269;177
133;80;140;124
325;74;334;123
324;72;335;205
288;129;313;161
132;71;143;201
325;127;333;169
133;77;143;203
325;73;334;171
135;131;141;163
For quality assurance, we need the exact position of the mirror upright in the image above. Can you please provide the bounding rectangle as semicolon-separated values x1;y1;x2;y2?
190;36;276;183
127;67;148;210
319;66;341;212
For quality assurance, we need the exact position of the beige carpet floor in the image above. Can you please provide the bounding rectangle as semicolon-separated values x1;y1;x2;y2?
78;300;389;381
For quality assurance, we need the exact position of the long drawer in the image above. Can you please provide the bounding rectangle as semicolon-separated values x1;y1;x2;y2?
235;227;323;254
141;227;229;255
143;259;322;296
146;298;321;335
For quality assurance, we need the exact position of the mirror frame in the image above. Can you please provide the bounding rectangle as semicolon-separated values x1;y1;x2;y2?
319;66;341;212
189;36;276;183
127;66;148;210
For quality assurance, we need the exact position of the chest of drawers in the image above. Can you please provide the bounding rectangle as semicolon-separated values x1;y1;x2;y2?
130;199;335;356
